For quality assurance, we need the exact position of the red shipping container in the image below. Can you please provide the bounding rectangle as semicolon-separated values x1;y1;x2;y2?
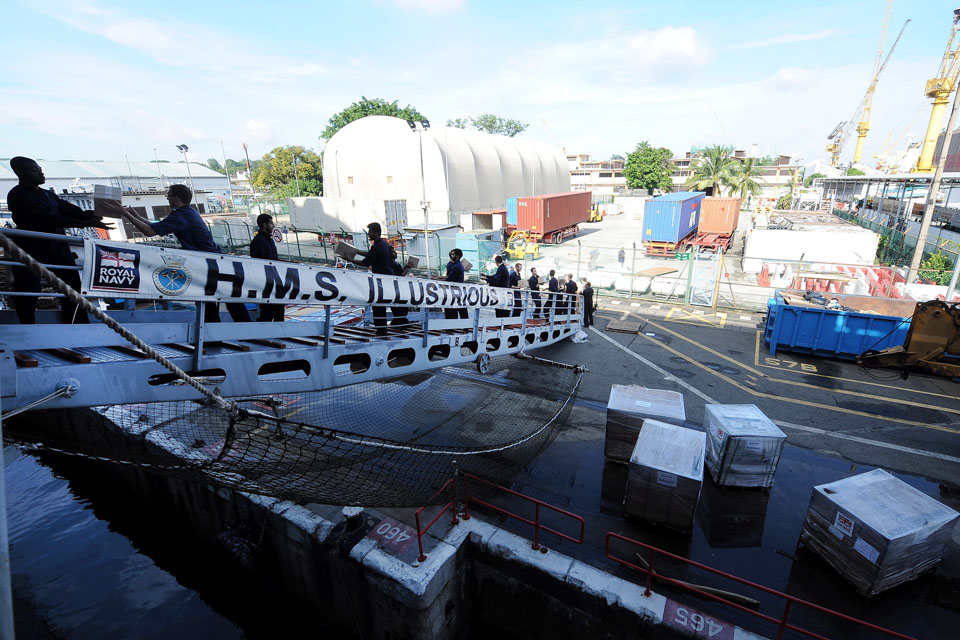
699;197;742;235
516;191;592;239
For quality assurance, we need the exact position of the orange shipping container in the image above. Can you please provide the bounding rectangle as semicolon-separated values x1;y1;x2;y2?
699;197;742;235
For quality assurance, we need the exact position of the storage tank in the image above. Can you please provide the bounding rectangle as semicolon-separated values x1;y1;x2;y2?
642;192;705;243
515;191;592;240
699;197;741;235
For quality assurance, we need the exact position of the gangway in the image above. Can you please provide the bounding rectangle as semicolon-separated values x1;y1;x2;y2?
0;230;583;414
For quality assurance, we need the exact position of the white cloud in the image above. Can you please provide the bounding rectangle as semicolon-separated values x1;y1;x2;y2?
243;119;275;144
379;0;465;14
626;26;713;71
732;29;837;50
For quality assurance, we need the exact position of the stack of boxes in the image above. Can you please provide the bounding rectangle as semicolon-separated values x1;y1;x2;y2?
604;385;685;463
800;469;959;596
624;419;706;532
704;404;785;488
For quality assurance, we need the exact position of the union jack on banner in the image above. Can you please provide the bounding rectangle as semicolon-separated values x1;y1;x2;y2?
100;250;137;269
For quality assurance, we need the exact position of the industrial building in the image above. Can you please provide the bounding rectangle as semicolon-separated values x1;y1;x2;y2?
0;159;230;205
671;147;801;205
320;116;570;227
566;154;626;197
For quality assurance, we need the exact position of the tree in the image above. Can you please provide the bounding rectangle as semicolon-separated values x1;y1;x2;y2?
610;154;624;161
322;97;426;139
846;167;866;176
445;114;528;137
804;172;826;187
623;142;675;193
252;146;323;198
920;251;954;285
727;158;763;202
206;158;224;174
776;192;793;210
685;144;737;195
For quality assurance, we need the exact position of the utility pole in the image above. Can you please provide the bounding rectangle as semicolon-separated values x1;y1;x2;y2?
410;120;432;277
292;149;301;197
221;140;234;208
243;143;259;208
153;148;163;185
908;79;960;282
176;144;196;206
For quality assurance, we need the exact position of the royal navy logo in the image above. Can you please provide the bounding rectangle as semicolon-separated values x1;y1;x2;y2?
153;253;192;296
92;245;141;292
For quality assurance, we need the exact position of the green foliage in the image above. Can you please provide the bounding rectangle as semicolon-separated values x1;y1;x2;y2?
776;192;793;210
610;154;624;160
846;167;866;176
446;114;528;137
623;142;674;192
727;158;763;201
206;158;224;174
322;97;426;139
920;251;955;285
219;158;260;175
251;146;323;198
804;172;826;187
684;144;737;195
876;233;888;261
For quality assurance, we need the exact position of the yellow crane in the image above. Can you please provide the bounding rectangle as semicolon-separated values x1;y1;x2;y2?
826;2;908;166
914;9;960;173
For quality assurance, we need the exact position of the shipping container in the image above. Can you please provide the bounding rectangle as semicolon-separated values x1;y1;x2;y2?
698;197;741;235
515;191;592;242
642;192;705;243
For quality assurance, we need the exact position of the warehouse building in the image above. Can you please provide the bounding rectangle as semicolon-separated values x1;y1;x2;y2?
320;116;570;227
0;159;230;205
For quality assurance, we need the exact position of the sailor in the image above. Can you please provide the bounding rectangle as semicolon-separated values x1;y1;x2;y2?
249;213;284;322
120;184;251;322
6;156;113;324
528;266;542;319
483;255;511;318
546;269;559;317
346;222;394;335
564;273;578;315
582;281;596;327
444;248;468;320
388;246;410;326
509;262;523;317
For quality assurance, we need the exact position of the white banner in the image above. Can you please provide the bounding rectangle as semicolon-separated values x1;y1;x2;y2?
82;240;512;309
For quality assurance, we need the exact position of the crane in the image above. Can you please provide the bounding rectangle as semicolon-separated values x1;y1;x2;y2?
914;9;960;173
825;1;907;166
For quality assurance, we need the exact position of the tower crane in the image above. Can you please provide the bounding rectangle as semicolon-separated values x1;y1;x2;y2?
825;1;908;166
914;9;960;173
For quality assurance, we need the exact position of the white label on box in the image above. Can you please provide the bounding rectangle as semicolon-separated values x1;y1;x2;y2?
833;511;855;537
634;400;652;408
853;537;880;564
656;471;678;488
743;439;762;453
829;525;845;540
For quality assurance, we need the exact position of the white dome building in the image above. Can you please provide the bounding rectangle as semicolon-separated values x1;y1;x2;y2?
321;116;570;226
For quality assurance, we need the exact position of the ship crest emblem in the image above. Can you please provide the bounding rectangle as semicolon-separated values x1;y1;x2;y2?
153;253;192;296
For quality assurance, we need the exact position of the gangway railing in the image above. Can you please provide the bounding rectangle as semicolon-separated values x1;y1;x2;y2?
0;230;584;412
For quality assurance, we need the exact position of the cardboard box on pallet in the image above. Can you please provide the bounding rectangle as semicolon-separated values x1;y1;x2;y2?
703;404;785;488
799;469;959;596
624;419;705;532
604;385;685;463
697;476;771;547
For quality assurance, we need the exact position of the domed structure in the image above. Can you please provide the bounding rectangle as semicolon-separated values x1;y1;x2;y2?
321;116;570;225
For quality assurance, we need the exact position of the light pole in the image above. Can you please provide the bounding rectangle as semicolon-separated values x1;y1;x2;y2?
176;144;196;205
292;149;301;197
221;139;234;208
409;119;431;276
153;147;163;184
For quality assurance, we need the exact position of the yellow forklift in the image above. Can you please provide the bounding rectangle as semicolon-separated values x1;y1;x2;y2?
501;230;540;261
858;300;960;381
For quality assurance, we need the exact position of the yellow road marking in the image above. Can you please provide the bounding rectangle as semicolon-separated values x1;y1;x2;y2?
635;329;960;434
644;319;960;412
664;307;727;328
750;328;957;401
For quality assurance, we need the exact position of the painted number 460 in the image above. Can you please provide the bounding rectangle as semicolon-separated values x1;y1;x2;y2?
766;357;817;372
376;522;412;545
673;606;726;637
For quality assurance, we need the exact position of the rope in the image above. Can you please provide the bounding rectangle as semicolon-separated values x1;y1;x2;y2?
0;231;239;419
1;384;75;420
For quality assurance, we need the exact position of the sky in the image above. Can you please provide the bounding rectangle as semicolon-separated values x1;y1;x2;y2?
0;0;955;169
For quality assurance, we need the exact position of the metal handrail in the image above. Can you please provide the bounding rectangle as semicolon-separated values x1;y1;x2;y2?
0;227;85;245
605;532;916;640
414;477;459;562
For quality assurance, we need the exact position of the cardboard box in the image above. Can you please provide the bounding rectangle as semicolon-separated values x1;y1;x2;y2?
703;404;785;488
93;185;123;218
605;385;685;463
697;476;770;547
461;258;473;272
405;256;420;268
624;419;705;531
800;469;959;596
335;241;358;260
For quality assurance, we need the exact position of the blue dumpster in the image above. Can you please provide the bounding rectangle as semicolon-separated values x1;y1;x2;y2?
764;291;914;360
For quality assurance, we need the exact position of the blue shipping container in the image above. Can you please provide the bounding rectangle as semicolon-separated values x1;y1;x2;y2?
764;292;912;360
643;192;705;243
506;197;518;226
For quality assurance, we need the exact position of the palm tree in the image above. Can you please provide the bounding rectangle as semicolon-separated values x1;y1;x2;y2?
684;145;736;195
727;158;763;202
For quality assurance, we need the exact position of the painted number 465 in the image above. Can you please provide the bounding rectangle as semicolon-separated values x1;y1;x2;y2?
766;357;817;372
673;606;726;637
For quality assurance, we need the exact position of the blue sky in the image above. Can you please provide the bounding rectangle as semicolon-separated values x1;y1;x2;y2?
0;0;953;168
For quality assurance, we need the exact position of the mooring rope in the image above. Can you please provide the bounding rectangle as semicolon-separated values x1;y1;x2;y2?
0;231;239;419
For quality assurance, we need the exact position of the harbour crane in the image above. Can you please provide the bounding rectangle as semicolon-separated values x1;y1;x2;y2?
825;2;908;166
914;9;960;173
